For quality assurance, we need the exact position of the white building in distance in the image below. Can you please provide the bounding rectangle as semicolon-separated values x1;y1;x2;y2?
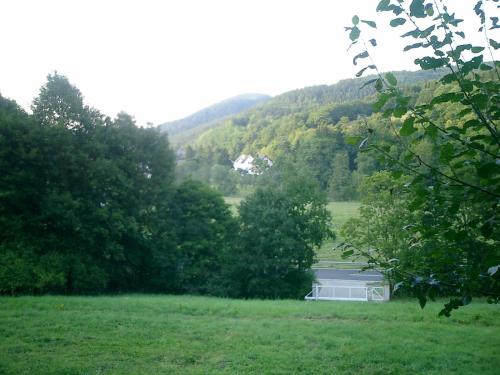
233;154;272;175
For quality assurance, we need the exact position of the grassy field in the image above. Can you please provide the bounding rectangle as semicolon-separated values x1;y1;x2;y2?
224;197;360;263
317;201;360;262
0;295;498;374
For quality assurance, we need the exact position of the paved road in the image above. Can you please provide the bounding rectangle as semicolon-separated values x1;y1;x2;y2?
313;268;384;281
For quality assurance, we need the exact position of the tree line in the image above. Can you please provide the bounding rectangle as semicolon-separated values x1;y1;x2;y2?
0;73;331;298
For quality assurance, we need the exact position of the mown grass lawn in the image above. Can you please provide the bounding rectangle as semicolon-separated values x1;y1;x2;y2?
1;295;498;374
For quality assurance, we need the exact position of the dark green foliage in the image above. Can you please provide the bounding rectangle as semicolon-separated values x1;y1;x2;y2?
328;151;358;201
170;180;237;295
0;76;175;294
345;0;500;314
228;168;332;299
1;76;332;298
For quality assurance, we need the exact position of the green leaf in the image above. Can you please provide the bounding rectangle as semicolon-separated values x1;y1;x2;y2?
410;0;426;18
439;143;455;163
373;91;394;111
471;46;484;53
491;16;499;29
462;80;474;92
454;44;472;55
393;106;407;118
461;55;483;75
349;27;360;41
362;20;377;28
401;28;421;38
415;56;447;70
477;162;498;178
356;67;368;77
447;126;465;135
385;72;397;86
425;124;438;139
353;51;369;65
455;31;465;38
360;77;378;89
471;93;489;109
419;25;435;38
390;18;406;27
375;78;383;91
440;73;457;84
369;38;377;47
400;117;417;136
474;1;485;25
356;65;376;77
404;42;423;51
457;108;472;117
376;0;391;12
463;119;482;129
490;39;500;49
425;3;434;16
352;15;359;25
430;92;463;107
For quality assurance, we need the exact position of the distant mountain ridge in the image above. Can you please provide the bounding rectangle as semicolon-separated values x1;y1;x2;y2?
161;69;447;148
158;93;271;144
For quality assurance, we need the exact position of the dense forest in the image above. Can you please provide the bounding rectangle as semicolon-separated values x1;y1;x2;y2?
174;68;456;199
0;74;330;297
158;93;270;146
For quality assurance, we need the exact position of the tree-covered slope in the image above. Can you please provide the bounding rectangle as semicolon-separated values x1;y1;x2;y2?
178;68;473;199
158;93;271;145
191;69;445;158
190;69;446;154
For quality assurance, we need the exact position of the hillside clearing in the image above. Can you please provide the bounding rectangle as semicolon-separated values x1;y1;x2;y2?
0;295;498;374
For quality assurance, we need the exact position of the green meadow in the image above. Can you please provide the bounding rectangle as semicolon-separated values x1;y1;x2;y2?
317;201;360;262
0;295;498;374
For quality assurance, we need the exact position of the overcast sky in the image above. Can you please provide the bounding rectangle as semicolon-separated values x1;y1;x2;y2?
0;0;493;126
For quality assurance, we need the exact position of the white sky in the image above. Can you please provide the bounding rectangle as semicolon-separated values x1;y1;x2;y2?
0;0;494;126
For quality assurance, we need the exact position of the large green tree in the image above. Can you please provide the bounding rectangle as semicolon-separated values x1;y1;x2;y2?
344;0;499;314
229;163;333;299
0;75;178;294
169;180;237;295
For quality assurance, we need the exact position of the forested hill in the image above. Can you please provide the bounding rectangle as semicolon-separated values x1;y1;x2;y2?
177;67;467;198
272;68;446;109
158;93;271;145
191;68;447;156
